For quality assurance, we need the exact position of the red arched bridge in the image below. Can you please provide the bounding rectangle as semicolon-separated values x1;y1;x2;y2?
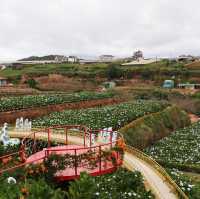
0;125;124;181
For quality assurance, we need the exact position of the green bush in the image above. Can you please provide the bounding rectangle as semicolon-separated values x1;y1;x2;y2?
26;79;38;88
120;106;190;149
0;178;65;199
106;64;123;79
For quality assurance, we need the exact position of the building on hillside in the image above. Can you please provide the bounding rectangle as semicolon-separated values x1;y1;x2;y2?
177;55;195;62
0;77;8;86
133;50;143;60
11;63;24;69
0;65;6;70
54;55;68;63
68;56;79;63
79;59;100;64
99;55;114;62
121;58;158;66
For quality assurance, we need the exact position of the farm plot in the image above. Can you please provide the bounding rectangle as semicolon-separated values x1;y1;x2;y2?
33;100;167;129
167;169;200;199
145;122;200;169
0;91;114;112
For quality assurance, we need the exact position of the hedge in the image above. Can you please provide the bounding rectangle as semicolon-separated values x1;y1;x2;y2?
119;106;191;149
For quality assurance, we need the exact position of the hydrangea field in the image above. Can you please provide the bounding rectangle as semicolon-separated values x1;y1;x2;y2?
67;169;154;199
167;169;200;199
0;168;154;199
33;100;167;129
0;91;114;112
145;122;200;167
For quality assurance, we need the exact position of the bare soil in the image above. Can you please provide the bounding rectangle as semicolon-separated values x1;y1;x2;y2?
0;97;124;125
36;75;99;91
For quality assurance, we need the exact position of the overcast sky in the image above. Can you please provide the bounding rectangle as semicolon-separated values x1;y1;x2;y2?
0;0;200;60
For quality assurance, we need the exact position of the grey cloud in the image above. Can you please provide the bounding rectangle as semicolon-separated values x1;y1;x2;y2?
0;0;200;60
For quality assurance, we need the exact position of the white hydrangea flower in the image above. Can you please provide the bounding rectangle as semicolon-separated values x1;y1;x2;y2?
7;177;16;184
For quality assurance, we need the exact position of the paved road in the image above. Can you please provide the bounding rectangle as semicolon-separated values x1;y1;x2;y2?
124;152;177;199
9;131;179;199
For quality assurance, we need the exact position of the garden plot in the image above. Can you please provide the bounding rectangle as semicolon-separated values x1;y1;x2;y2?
145;122;200;166
33;100;167;129
0;91;114;112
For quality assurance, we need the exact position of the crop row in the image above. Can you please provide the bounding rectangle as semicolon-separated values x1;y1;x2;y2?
167;169;199;199
0;91;114;112
33;100;167;129
145;122;200;167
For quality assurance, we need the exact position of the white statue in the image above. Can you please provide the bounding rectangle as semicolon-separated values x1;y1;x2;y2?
19;117;24;130
24;119;29;131
112;131;118;146
0;123;20;146
15;117;31;132
91;133;96;146
0;123;10;143
15;118;20;131
7;177;17;184
102;128;108;142
102;127;112;143
28;121;32;131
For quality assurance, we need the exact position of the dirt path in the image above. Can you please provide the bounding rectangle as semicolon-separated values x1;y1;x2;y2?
9;131;180;199
124;152;177;199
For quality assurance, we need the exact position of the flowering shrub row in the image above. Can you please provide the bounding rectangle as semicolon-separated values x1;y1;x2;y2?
0;91;115;112
167;169;200;199
67;168;154;199
0;163;154;198
145;122;200;170
33;100;167;129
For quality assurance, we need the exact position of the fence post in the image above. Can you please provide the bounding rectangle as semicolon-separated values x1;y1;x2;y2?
47;128;51;148
84;127;86;147
65;127;68;145
74;149;77;176
99;146;101;173
33;132;36;153
90;131;92;147
110;131;113;149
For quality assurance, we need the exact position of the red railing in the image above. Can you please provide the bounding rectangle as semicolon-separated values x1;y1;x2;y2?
0;125;124;180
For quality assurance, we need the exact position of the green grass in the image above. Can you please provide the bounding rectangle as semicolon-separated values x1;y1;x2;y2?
0;63;108;79
0;60;192;81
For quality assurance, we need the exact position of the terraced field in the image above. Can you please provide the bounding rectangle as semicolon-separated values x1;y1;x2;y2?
145;122;200;171
0;91;115;112
33;100;167;129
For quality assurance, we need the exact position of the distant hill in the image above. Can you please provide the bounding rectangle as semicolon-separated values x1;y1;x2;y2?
18;55;64;61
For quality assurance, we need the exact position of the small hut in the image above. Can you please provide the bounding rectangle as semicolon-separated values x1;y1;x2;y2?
0;77;8;86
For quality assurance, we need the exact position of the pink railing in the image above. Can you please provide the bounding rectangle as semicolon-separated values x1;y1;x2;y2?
0;125;124;180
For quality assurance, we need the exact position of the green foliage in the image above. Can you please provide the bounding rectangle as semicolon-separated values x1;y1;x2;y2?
120;106;190;149
33;100;167;129
67;172;96;199
26;78;38;88
0;143;20;156
0;91;115;112
67;168;154;199
106;64;123;79
0;178;65;199
135;89;169;100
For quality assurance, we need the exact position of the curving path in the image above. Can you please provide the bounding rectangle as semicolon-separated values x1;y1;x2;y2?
9;131;182;199
124;151;177;199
